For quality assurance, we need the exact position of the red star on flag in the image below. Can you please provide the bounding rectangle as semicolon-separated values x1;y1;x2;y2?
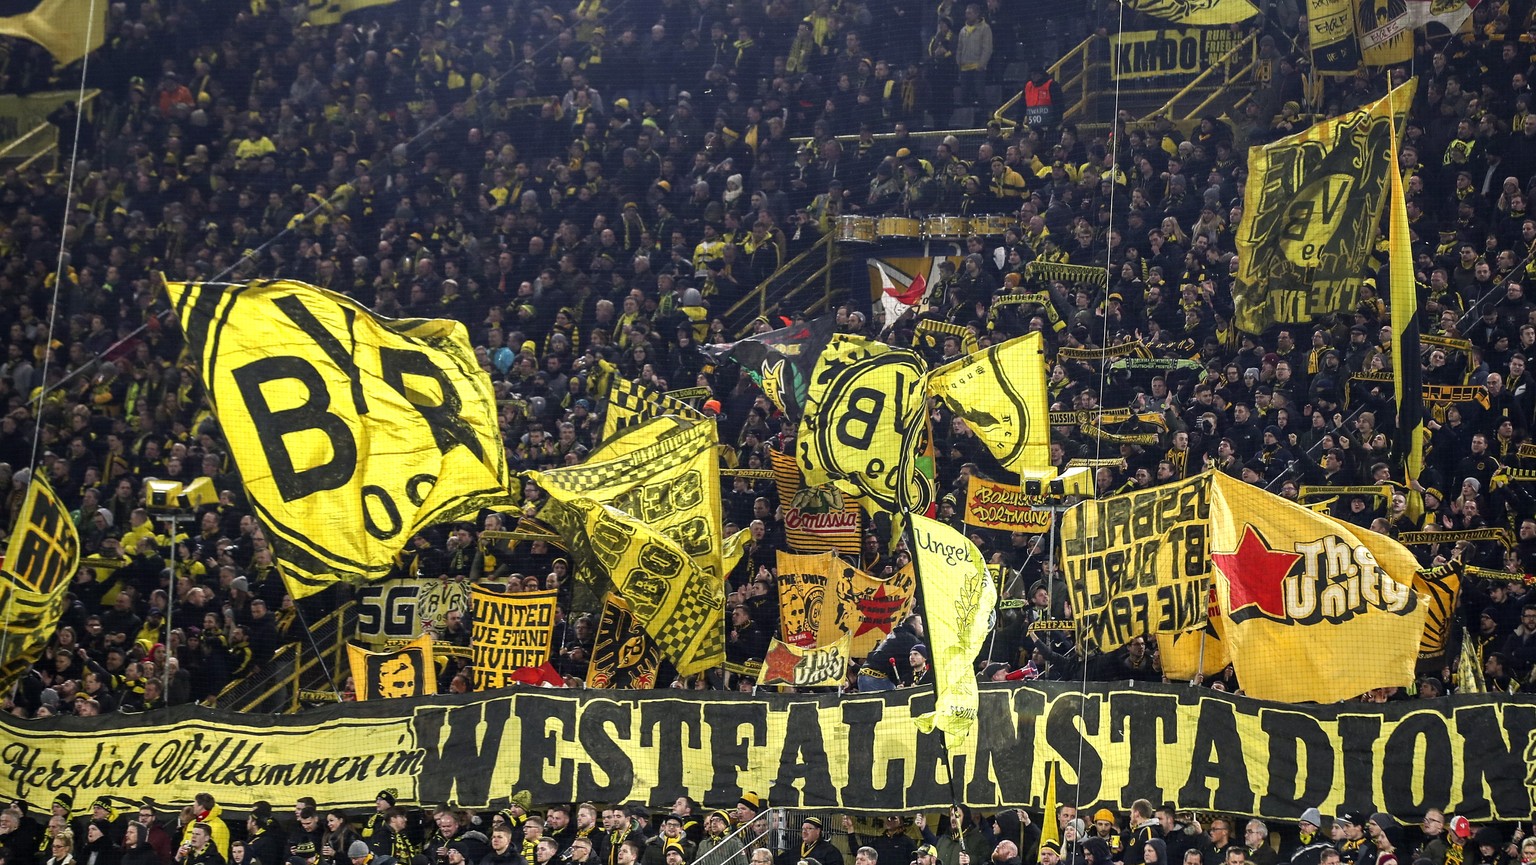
854;584;905;637
761;641;801;684
1211;524;1299;620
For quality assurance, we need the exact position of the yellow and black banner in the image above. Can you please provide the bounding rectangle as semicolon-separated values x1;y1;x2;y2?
0;0;107;64
757;635;851;688
0;476;79;690
469;587;557;690
601;377;705;444
1309;0;1364;73
352;576;471;646
962;476;1052;533
1112;27;1247;78
1158;624;1228;680
798;335;930;513
347;635;436;701
836;564;917;658
1023;261;1111;288
1400;528;1514;548
929;333;1051;474
1423;384;1490;408
909;514;996;742
5;682;1536;819
1057;341;1151;361
585;595;661;690
776;551;841;647
166;280;510;599
1121;0;1257;25
1232;84;1414;333
769;449;862;555
305;0;400;26
1060;474;1213;652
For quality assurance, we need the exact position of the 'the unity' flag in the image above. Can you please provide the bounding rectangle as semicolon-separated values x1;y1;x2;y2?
776;551;842;647
0;475;79;691
1231;83;1415;333
1208;473;1426;703
469;587;558;690
1121;0;1257;24
928;333;1051;475
798;335;930;513
703;316;836;418
347;635;436;701
585;595;661;689
757;634;852;688
0;0;107;64
166;280;509;599
909;514;995;742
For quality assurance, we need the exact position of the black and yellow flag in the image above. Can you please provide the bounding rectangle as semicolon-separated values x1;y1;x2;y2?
348;635;436;701
1121;0;1256;24
776;551;842;647
0;0;107;65
469;587;558;689
928;333;1051;475
585;595;661;689
0;476;79;691
702;316;836;418
1232;83;1415;333
1413;564;1461;661
601;377;705;444
305;0;400;26
165;280;509;599
1387;89;1425;500
798;335;930;513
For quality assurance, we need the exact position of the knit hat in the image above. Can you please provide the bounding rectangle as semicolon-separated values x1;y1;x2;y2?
737;792;762;812
348;842;371;859
917;846;940;859
377;789;397;806
709;810;731;826
510;790;533;811
802;817;824;831
664;840;687;861
1093;809;1115;823
53;793;72;812
1038;842;1061;856
92;797;112;812
1298;808;1323;829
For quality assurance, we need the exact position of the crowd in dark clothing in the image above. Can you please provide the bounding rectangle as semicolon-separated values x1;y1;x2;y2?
4;0;1536;720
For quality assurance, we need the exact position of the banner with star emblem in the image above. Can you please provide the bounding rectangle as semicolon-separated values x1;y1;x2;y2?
909;514;996;742
835;563;917;658
702;316;836;419
928;333;1052;476
1231;83;1415;333
1208;472;1427;703
347;634;437;701
757;633;851;688
798;335;931;514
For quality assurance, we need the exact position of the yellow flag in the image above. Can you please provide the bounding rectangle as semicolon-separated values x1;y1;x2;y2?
469;587;558;689
585;595;662;689
909;514;995;741
835;563;917;658
166;280;509;598
1413;564;1461;660
1208;472;1426;703
1456;629;1486;694
768;449;862;555
601;377;705;444
928;333;1051;474
0;476;79;691
347;635;436;701
1387;81;1425;509
1232;83;1415;333
1038;769;1060;850
757;634;851;688
305;0;400;26
798;335;929;513
775;551;843;647
1121;0;1257;24
0;0;107;64
1157;619;1229;680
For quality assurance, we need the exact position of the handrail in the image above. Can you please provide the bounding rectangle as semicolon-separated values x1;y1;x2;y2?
722;232;830;324
1184;54;1260;120
1138;31;1258;121
994;33;1104;130
206;600;354;712
207;642;299;709
0;89;103;172
747;261;834;337
0;125;55;162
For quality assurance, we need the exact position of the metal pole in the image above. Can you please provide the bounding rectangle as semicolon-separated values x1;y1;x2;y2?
163;514;177;698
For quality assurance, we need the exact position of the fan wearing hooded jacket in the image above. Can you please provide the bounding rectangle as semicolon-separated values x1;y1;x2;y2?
918;807;995;865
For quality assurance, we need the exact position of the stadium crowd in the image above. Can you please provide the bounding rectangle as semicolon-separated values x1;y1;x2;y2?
3;0;1536;719
0;787;1523;865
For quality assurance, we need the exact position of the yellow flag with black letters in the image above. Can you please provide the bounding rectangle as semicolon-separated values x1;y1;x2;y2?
928;333;1051;475
165;280;510;599
909;514;995;742
600;377;706;444
1232;83;1415;333
1121;0;1257;25
347;634;436;701
0;476;79;691
0;0;107;65
469;587;558;689
797;335;930;513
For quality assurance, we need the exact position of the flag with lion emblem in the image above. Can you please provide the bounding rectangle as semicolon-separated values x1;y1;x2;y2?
348;635;436;700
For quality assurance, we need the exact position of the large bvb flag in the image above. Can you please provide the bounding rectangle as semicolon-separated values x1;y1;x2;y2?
166;280;510;598
0;476;79;691
1232;82;1416;333
0;0;107;64
927;333;1051;475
